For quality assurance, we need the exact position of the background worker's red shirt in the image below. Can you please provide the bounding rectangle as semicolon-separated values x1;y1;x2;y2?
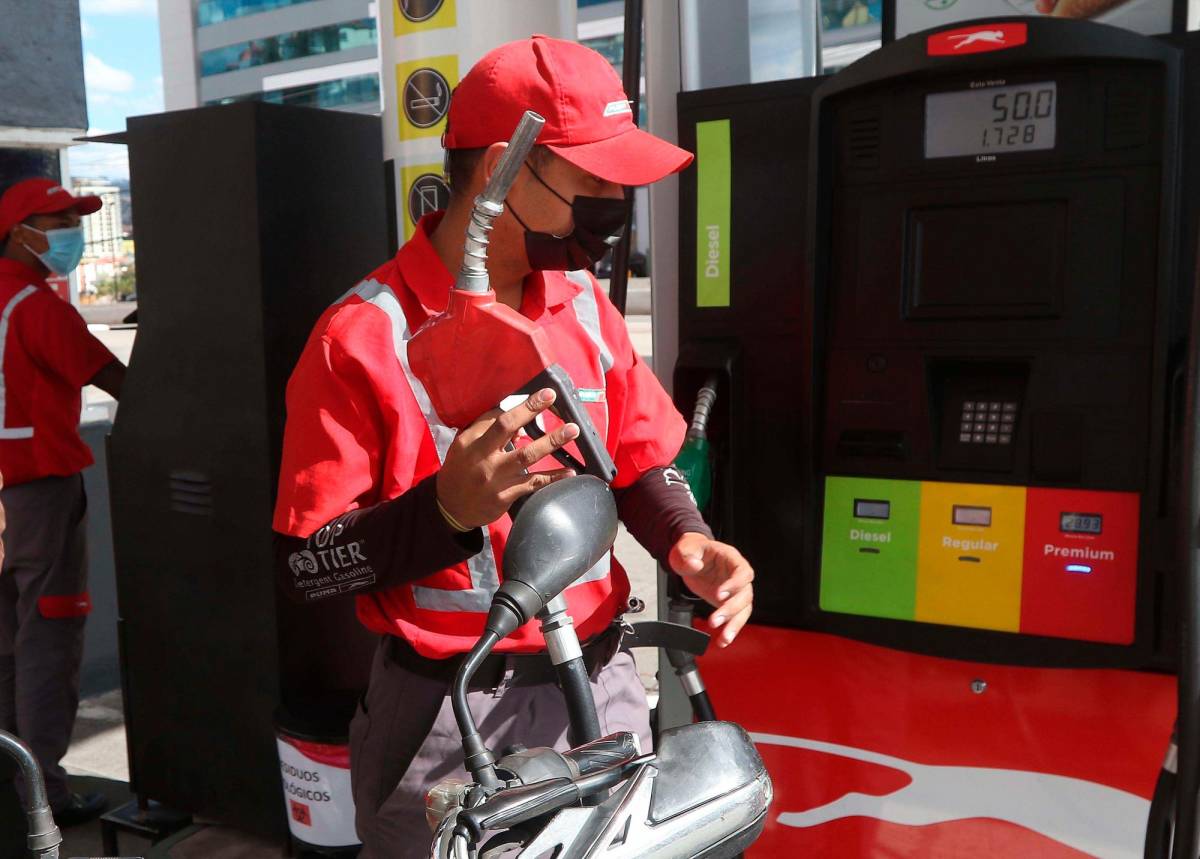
273;212;685;658
0;258;116;486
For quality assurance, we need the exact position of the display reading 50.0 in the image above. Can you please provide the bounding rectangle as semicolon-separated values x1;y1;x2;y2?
983;87;1055;148
925;82;1057;159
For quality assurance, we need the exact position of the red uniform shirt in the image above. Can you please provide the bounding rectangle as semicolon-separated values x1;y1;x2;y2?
274;213;685;658
0;258;116;487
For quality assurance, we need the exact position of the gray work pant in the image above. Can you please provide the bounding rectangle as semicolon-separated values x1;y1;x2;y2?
0;474;89;811
350;637;652;859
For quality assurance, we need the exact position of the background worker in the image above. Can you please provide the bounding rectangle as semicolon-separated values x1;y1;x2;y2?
0;177;126;826
272;36;755;858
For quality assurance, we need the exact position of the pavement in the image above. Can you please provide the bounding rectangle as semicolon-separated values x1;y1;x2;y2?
1;294;664;857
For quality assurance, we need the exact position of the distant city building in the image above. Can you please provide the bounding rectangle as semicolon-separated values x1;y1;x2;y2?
75;181;124;260
73;180;126;297
158;0;381;115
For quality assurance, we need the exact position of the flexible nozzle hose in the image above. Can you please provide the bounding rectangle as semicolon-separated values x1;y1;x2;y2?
688;375;720;439
456;110;546;294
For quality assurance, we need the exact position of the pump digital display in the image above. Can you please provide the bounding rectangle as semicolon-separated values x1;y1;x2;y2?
854;499;891;520
1060;513;1103;535
925;82;1056;159
952;505;992;526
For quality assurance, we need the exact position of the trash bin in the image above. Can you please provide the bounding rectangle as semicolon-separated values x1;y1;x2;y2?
275;699;361;856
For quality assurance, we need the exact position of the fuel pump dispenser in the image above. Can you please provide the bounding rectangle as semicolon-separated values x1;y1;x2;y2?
661;12;1200;857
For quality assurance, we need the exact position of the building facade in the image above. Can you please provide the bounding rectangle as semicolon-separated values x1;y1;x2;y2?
158;0;381;114
73;180;127;296
0;0;90;302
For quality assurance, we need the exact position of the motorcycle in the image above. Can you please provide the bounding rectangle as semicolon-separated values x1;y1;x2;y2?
426;476;772;859
2;729;62;859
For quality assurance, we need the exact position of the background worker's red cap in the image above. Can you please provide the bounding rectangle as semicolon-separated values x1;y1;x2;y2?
0;177;102;240
443;35;693;187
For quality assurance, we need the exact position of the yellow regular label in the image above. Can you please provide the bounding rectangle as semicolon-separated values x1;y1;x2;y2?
915;481;1026;632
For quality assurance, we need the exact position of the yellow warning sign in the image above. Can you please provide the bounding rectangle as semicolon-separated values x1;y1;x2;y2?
400;163;451;240
395;54;458;141
394;0;456;36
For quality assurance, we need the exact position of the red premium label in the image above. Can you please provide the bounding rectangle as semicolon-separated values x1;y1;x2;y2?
928;23;1028;56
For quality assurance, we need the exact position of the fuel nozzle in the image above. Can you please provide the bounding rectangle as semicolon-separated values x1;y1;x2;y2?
675;374;720;514
457;110;545;294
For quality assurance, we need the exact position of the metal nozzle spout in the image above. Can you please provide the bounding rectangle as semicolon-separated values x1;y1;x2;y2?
456;110;546;293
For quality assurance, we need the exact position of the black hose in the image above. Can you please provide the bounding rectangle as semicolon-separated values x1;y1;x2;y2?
556;657;603;748
689;689;717;723
452;630;502;789
1173;238;1200;858
1147;723;1178;858
608;0;644;316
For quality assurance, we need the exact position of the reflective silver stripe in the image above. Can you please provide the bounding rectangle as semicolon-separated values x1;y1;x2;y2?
567;269;613;373
0;286;37;440
564;269;614;592
351;279;456;461
348;279;498;612
566;269;612;436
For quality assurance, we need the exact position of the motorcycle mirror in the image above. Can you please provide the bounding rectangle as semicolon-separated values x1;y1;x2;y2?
487;476;618;638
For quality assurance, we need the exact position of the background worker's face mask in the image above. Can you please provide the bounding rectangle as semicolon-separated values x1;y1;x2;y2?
508;164;629;272
21;224;86;275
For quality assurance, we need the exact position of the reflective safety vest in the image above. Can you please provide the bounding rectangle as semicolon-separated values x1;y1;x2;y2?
273;213;685;658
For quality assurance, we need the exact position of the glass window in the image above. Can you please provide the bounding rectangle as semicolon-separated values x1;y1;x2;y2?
578;33;647;126
196;0;324;27
820;0;881;33
819;0;881;71
199;19;376;77
206;73;381;112
682;0;879;88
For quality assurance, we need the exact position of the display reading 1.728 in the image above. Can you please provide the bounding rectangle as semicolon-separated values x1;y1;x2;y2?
925;82;1057;159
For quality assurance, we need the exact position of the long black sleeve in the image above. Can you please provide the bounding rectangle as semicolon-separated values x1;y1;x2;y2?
613;466;714;567
274;474;484;603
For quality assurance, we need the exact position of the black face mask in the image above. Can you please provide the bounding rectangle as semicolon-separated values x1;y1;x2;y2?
508;164;629;272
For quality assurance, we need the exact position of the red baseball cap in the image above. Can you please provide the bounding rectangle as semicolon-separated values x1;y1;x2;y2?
0;177;102;240
443;35;693;187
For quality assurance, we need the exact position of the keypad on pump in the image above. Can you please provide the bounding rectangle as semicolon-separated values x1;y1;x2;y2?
959;401;1017;445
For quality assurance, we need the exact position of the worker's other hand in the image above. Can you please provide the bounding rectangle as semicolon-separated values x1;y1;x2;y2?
1035;0;1129;17
668;533;754;648
437;388;577;530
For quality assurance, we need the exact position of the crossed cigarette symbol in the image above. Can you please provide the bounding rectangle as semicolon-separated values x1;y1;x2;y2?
407;76;446;114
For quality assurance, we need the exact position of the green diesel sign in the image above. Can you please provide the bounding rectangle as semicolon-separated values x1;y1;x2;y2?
695;119;731;308
819;476;922;621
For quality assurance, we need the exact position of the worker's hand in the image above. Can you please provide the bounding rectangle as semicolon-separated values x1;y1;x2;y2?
1035;0;1129;17
437;388;578;530
668;533;754;648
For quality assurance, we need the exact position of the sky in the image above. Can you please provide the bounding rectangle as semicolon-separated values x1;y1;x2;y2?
72;0;164;182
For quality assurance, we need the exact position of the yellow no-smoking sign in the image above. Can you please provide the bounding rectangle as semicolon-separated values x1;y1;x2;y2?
395;54;458;141
395;0;456;35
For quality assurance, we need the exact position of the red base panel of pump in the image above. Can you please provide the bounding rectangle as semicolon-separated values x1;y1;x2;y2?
697;625;1174;858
